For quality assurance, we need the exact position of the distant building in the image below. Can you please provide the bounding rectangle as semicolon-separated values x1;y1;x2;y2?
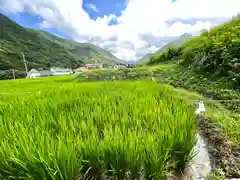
50;67;71;72
26;69;41;78
85;64;102;69
127;64;136;68
26;70;53;78
113;64;127;69
26;67;72;78
76;66;89;72
103;64;114;68
39;71;54;77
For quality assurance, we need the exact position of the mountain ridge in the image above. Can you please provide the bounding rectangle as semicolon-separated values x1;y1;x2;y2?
137;33;193;63
0;13;124;79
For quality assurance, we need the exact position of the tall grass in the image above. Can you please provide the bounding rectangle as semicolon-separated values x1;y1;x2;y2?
0;81;196;179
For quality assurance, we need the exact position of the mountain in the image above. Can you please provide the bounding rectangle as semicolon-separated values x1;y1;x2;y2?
137;33;193;63
145;15;240;87
0;13;123;79
154;33;192;55
137;53;153;63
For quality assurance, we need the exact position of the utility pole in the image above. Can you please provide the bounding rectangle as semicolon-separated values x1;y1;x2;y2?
21;53;28;75
12;69;15;80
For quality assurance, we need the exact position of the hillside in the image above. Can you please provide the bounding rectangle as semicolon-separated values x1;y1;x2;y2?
0;13;123;79
137;33;192;63
143;15;240;88
137;53;152;63
154;33;192;55
37;30;122;63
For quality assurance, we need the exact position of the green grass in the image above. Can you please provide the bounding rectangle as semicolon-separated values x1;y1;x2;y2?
151;65;240;146
0;75;77;93
0;79;197;179
75;64;240;145
172;87;240;146
204;169;226;180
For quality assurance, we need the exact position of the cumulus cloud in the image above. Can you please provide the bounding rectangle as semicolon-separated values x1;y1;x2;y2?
0;0;239;60
138;33;176;47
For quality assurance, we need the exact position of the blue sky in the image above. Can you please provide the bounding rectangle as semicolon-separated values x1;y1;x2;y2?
0;0;178;40
82;0;126;20
0;0;128;40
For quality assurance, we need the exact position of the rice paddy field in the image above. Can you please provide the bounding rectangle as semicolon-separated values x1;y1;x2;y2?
0;76;197;179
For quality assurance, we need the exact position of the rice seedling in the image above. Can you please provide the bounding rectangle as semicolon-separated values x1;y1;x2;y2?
0;80;196;179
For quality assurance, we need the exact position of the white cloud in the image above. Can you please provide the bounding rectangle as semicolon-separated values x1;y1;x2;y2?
85;3;99;12
0;0;239;60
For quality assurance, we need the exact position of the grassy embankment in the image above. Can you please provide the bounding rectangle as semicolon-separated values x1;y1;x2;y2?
76;65;240;146
0;76;197;179
75;63;240;177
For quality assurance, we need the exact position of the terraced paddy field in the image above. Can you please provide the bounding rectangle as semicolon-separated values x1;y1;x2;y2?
76;66;240;178
0;77;197;179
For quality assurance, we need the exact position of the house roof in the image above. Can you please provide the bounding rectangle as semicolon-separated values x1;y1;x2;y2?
51;67;71;72
39;71;53;76
76;66;88;70
28;69;38;72
85;64;100;66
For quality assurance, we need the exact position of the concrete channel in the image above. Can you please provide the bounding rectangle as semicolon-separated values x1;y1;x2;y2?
181;102;240;180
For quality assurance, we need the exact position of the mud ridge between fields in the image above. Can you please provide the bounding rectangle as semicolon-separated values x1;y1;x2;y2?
197;115;240;178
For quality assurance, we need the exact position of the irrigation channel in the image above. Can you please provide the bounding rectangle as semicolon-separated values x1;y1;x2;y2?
183;132;240;180
179;102;240;180
167;101;211;180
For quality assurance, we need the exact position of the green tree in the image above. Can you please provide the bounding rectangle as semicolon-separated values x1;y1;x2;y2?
182;47;195;65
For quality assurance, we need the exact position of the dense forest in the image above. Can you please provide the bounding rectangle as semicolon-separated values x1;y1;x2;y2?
0;13;122;79
140;15;240;88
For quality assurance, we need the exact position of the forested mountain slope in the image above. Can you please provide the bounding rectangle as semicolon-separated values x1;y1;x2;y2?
143;15;240;88
137;33;192;63
137;53;153;63
0;13;122;79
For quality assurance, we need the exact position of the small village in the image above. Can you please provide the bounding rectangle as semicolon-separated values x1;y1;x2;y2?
26;63;135;78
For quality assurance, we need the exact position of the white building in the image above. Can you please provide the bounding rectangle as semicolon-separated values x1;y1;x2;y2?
52;71;72;76
50;67;72;72
113;64;127;69
26;69;41;78
85;64;103;69
26;67;72;78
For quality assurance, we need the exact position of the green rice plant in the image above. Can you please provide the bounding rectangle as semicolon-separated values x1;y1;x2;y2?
0;80;196;179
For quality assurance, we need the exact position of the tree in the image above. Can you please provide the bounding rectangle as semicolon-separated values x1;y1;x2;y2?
200;29;209;37
182;47;194;65
166;46;178;59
